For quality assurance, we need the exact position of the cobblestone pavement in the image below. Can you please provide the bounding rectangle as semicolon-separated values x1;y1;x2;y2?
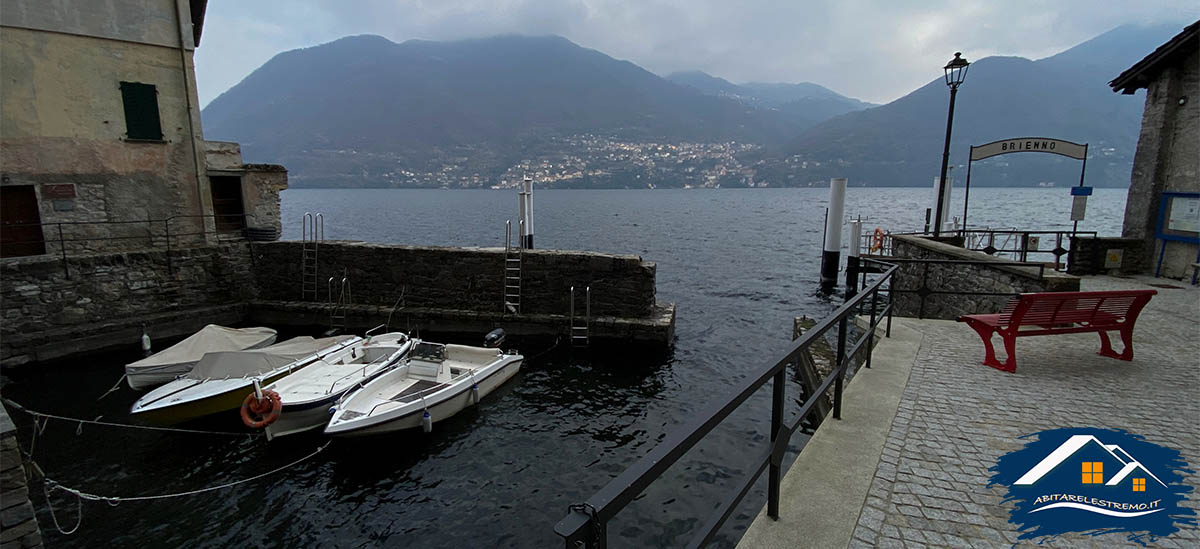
850;276;1200;548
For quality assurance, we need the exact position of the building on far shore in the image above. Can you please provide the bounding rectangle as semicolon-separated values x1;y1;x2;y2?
1109;20;1199;280
0;0;285;258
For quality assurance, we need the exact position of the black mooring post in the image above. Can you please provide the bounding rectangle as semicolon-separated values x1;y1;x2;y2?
768;368;785;518
845;255;860;299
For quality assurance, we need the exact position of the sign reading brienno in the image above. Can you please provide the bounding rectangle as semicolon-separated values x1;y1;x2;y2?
971;138;1087;161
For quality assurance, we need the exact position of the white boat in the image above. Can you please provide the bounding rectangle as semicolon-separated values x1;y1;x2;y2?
259;331;413;440
125;325;277;390
324;341;523;437
130;335;360;423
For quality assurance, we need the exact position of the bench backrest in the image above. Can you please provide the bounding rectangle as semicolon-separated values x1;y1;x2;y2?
1001;290;1157;329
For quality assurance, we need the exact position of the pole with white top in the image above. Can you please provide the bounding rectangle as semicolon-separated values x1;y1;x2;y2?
523;175;534;248
820;177;847;290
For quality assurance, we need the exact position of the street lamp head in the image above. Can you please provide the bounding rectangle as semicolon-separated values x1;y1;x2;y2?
944;52;970;88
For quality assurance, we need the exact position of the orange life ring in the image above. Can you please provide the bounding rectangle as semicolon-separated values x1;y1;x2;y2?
871;228;885;253
240;390;282;428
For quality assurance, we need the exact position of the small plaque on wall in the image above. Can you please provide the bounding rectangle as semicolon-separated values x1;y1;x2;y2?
41;184;76;199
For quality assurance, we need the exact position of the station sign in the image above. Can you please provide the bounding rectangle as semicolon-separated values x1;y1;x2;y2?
971;138;1088;161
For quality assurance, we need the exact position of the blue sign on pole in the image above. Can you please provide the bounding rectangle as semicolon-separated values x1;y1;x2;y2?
1071;186;1094;196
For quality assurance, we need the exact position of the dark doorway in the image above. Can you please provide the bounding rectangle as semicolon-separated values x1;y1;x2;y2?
209;176;246;231
1;185;46;257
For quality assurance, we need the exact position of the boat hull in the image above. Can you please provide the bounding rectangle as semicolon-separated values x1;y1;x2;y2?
265;398;338;440
132;369;295;424
327;358;520;437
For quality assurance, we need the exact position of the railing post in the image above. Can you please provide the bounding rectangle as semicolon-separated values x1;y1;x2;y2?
833;316;847;419
57;223;68;277
867;289;878;369
768;367;785;518
886;273;894;337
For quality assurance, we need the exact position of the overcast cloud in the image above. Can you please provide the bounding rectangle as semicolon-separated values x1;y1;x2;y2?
194;1;1198;107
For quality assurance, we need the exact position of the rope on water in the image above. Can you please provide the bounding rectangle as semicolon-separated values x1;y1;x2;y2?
1;398;264;437
41;441;330;503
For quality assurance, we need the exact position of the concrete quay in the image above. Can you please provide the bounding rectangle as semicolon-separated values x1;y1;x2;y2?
739;275;1199;548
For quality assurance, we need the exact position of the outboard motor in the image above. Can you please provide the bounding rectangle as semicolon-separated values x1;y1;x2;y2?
484;328;506;349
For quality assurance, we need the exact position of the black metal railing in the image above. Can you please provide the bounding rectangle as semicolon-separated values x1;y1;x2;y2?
959;229;1095;271
0;214;251;276
859;228;1095;272
554;259;897;548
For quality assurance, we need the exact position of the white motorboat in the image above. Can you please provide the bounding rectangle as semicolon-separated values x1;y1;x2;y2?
125;325;277;390
257;331;413;440
130;335;360;423
324;341;522;437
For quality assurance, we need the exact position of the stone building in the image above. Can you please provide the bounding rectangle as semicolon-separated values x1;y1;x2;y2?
1109;20;1199;280
0;0;285;258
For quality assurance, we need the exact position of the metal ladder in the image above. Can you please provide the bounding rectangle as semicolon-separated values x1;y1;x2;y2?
502;220;523;314
329;272;350;333
569;285;590;347
301;213;324;301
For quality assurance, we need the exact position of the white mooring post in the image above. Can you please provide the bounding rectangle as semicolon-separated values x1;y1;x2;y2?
846;218;862;296
820;177;847;290
518;183;528;248
523;175;534;248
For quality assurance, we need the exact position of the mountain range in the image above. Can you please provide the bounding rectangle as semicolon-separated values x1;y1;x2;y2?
201;23;1188;188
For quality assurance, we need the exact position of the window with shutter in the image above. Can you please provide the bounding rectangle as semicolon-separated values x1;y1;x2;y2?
119;81;163;141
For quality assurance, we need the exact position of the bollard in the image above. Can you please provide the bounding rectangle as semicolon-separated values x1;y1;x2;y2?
819;178;847;291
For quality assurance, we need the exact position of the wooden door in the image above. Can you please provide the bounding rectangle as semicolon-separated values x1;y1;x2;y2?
209;176;246;231
1;185;46;257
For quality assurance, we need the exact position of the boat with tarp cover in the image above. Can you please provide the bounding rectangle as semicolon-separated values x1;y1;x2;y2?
124;325;277;390
130;335;359;423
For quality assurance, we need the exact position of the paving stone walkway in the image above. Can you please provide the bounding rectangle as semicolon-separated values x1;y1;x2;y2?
851;275;1200;548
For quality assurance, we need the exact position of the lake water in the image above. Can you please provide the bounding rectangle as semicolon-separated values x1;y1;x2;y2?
7;187;1127;547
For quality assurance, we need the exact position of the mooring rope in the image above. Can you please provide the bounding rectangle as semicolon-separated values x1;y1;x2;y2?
95;373;128;401
1;398;264;437
41;441;330;503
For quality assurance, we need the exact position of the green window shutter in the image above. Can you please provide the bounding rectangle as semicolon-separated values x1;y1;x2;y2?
119;81;163;141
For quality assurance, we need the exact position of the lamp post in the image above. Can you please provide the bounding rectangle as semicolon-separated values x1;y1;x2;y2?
933;52;969;237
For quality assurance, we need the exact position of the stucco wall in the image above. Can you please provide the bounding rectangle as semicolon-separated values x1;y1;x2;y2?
0;14;210;252
1122;48;1199;279
0;0;193;49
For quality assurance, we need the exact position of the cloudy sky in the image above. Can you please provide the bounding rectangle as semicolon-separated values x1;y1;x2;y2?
194;1;1197;107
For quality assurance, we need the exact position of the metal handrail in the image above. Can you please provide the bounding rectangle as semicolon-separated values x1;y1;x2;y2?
554;259;898;548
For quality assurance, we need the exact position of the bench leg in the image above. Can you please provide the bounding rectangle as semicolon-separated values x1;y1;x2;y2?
1098;328;1134;361
965;321;1012;372
999;334;1018;373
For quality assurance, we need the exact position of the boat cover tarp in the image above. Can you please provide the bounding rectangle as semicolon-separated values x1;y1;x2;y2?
185;336;355;380
126;325;277;371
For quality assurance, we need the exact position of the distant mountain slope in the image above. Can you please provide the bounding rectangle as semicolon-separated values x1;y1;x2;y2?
201;35;802;186
666;71;874;126
756;24;1184;187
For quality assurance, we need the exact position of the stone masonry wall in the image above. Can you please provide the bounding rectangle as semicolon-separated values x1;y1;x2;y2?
1066;236;1147;276
1122;48;1199;278
890;235;1080;320
1;244;255;347
1;406;42;548
252;241;657;318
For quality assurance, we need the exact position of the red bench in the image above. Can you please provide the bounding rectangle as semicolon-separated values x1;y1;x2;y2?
958;290;1157;373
